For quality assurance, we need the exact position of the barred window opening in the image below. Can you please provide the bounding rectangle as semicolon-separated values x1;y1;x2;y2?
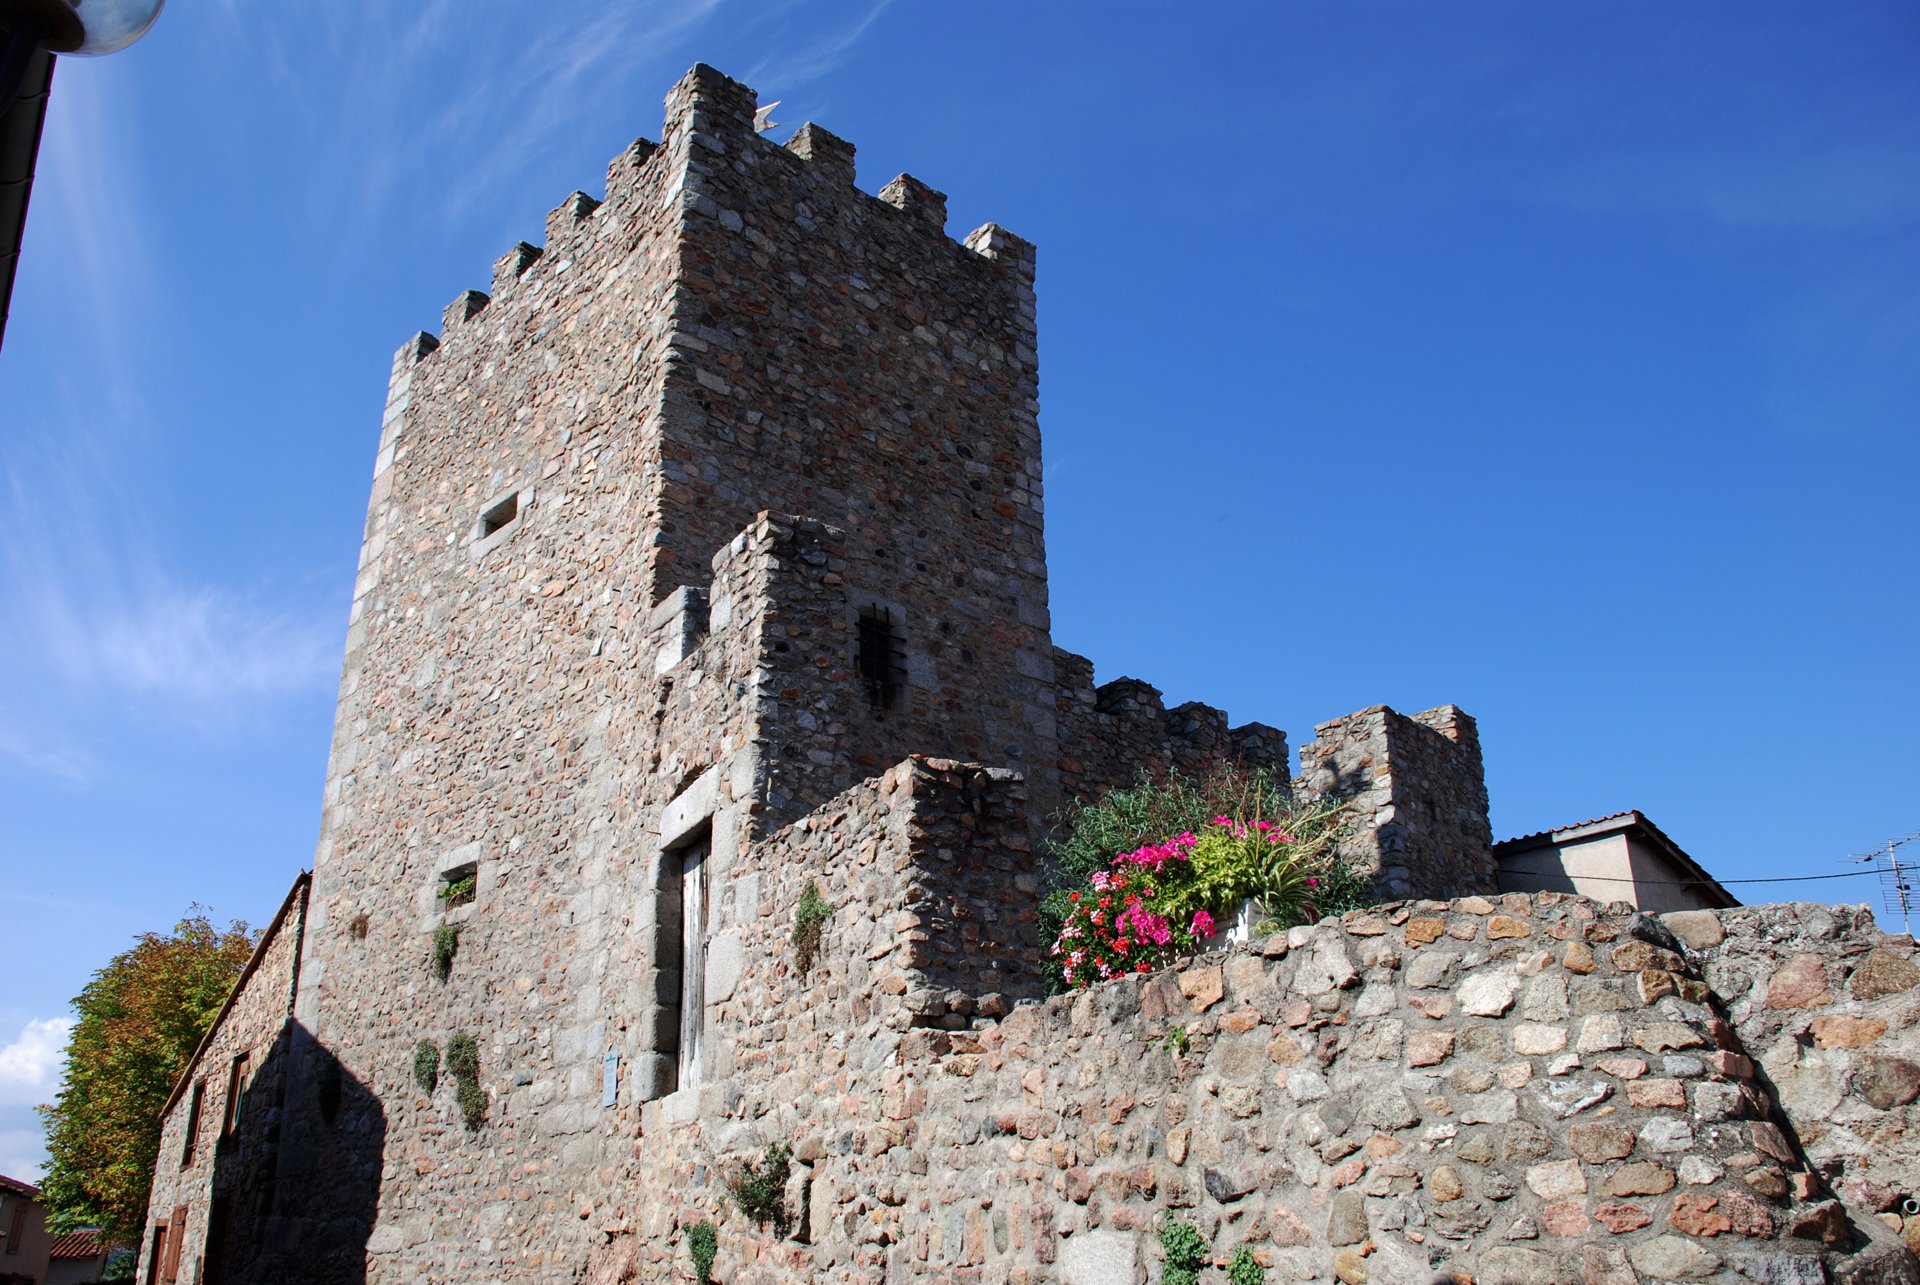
857;607;905;712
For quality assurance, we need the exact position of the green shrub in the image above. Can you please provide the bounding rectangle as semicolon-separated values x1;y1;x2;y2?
412;1040;439;1095
724;1142;792;1235
685;1220;717;1285
445;1033;485;1129
792;880;832;974
1150;791;1350;936
444;1032;479;1079
432;922;460;981
1159;1217;1208;1285
1161;1026;1189;1055
1227;1244;1267;1285
455;1077;487;1130
1041;763;1362;992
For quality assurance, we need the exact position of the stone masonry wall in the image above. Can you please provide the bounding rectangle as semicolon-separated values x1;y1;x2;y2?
1297;704;1498;901
584;890;1920;1285
146;877;310;1285
1669;902;1920;1259
651;67;1062;814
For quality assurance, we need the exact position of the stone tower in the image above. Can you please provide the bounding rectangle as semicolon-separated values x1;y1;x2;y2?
287;61;1075;1277
174;65;1501;1282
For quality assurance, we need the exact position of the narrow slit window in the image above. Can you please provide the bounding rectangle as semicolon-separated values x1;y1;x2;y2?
222;1052;250;1141
181;1080;205;1167
857;606;905;712
674;836;709;1092
474;492;519;542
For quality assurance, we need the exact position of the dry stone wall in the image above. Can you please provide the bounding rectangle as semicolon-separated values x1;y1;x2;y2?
1675;903;1920;1259
583;889;1919;1285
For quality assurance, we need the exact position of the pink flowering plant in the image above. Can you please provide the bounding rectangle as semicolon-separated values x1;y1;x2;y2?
1042;765;1360;991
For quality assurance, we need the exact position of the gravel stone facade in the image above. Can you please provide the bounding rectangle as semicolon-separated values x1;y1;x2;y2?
141;63;1919;1285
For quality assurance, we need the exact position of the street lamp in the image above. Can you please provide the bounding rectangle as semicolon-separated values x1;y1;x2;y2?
0;0;165;351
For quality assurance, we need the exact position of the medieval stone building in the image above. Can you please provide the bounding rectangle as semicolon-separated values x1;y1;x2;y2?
143;66;1920;1285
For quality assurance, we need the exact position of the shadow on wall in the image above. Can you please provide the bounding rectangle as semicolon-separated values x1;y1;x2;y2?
202;1022;384;1285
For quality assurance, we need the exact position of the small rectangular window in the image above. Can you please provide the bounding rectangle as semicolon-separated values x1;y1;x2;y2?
5;1199;24;1253
474;492;518;540
437;863;478;909
181;1081;205;1167
857;606;905;712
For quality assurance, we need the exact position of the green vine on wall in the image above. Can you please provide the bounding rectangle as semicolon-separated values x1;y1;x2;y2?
437;873;477;906
445;1032;485;1129
432;923;461;981
791;880;832;974
412;1040;439;1095
1226;1245;1267;1284
724;1142;792;1236
1160;1217;1208;1285
685;1220;717;1285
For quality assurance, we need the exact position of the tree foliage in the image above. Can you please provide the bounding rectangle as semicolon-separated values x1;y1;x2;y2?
36;909;256;1243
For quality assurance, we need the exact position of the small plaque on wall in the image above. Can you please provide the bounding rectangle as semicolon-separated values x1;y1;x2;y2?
602;1049;619;1107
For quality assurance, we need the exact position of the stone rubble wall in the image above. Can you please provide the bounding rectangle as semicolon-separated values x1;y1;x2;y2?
590;756;1036;1282
1670;903;1920;1258
1297;705;1498;901
588;889;1920;1285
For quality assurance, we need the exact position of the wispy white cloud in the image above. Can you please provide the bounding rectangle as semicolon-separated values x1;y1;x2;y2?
1;440;342;732
35;57;156;424
50;584;339;708
0;717;92;785
0;1019;72;1110
745;0;894;97
423;0;728;224
0;1123;50;1185
1542;144;1920;234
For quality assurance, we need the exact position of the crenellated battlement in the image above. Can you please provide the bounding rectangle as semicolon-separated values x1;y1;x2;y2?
398;64;1033;365
1051;648;1289;804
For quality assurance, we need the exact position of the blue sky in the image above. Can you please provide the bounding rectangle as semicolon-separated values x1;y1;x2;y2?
2;2;1915;1178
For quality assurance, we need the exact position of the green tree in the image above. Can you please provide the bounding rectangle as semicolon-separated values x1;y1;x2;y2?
36;909;255;1243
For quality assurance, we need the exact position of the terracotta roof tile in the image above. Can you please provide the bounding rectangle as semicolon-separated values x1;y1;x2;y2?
49;1230;109;1259
1494;810;1638;850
